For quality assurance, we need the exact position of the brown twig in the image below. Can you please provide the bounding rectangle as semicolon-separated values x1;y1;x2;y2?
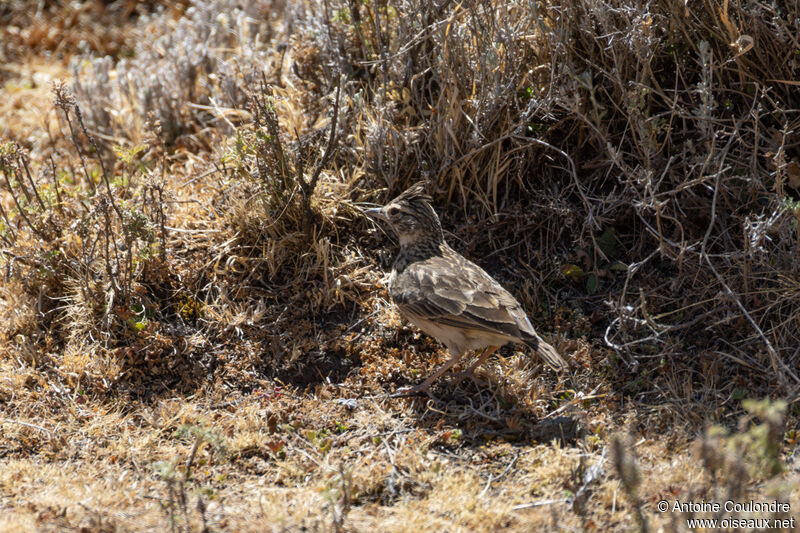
298;78;342;236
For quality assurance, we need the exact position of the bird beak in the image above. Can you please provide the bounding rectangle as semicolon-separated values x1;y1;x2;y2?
364;207;389;222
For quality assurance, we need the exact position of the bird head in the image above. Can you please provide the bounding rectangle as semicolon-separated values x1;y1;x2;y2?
364;182;444;248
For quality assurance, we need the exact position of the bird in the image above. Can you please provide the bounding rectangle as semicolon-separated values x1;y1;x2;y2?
365;182;567;396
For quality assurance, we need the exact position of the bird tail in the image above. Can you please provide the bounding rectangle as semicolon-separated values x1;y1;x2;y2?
525;335;567;371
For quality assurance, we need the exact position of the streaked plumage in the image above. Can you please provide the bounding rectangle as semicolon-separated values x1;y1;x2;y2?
365;183;566;395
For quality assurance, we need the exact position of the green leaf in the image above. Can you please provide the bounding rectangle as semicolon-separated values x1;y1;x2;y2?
586;274;598;294
597;227;617;257
609;261;628;272
562;264;585;281
731;387;748;401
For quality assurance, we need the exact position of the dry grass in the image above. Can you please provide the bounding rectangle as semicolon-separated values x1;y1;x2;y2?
0;0;799;531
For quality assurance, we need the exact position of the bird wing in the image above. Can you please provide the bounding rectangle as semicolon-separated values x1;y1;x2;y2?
392;253;533;341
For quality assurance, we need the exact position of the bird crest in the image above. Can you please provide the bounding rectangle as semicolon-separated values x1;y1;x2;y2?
394;182;432;205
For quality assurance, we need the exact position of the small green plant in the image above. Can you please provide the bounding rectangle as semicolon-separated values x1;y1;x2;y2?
178;295;204;321
694;397;789;509
112;144;147;166
153;424;226;532
126;302;149;332
306;428;332;453
729;398;786;478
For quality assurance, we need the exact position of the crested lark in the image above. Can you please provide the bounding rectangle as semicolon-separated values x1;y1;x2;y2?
366;183;567;396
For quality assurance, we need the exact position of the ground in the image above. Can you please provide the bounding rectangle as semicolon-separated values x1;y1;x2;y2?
0;1;798;532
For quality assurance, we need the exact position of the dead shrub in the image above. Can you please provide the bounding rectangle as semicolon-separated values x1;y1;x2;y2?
0;83;169;378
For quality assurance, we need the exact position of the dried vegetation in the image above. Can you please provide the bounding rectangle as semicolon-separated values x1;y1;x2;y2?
0;0;798;531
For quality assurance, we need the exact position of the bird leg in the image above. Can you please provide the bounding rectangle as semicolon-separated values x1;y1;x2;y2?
450;346;499;387
392;351;465;397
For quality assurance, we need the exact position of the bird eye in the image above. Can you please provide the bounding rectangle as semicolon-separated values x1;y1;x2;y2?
387;206;400;217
